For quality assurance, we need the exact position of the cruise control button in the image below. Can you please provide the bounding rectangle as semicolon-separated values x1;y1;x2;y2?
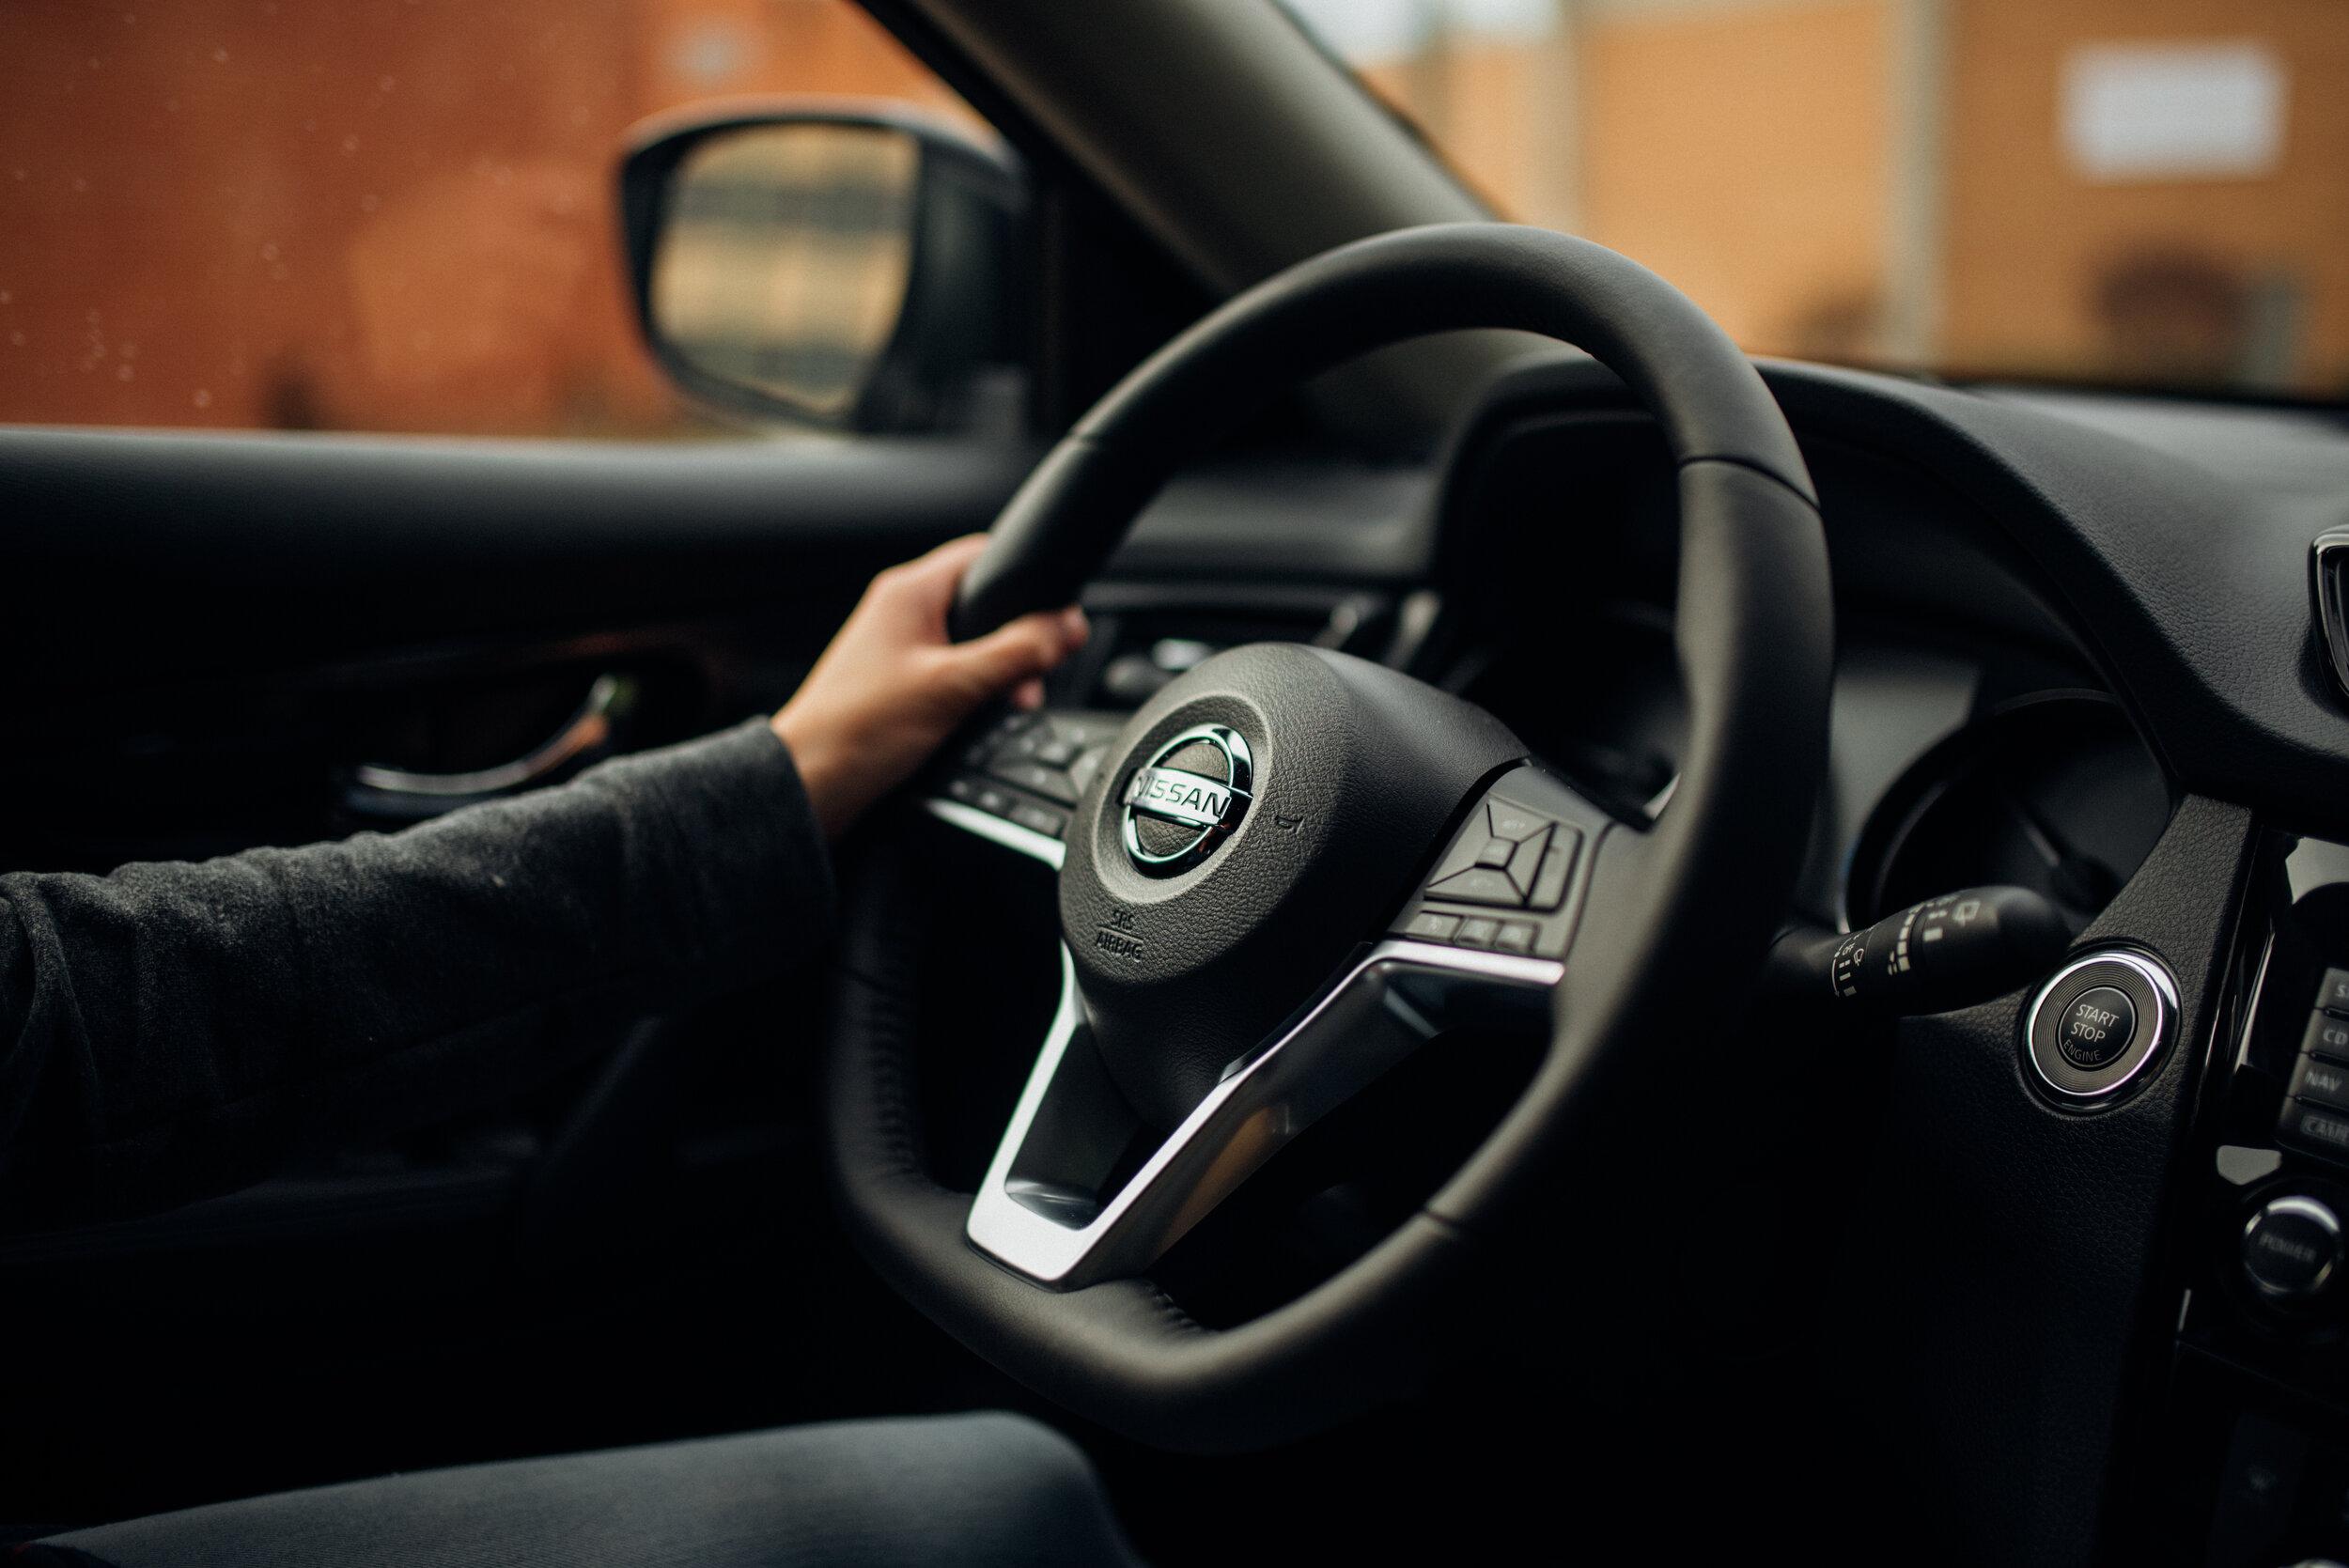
2057;986;2137;1070
2306;1011;2349;1063
2293;1055;2349;1112
2322;968;2349;1016
1427;867;1527;907
1529;827;1582;911
2279;1100;2349;1161
1404;910;1462;942
1494;922;1537;955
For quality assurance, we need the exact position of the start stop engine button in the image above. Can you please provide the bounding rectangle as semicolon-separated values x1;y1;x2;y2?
2025;949;2178;1107
2057;986;2137;1069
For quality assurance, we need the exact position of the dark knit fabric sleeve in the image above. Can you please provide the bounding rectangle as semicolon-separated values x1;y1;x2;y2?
0;717;831;1230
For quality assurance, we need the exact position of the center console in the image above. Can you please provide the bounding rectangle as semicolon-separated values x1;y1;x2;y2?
2160;831;2349;1567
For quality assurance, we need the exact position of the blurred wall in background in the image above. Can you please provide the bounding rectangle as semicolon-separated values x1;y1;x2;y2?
7;0;2347;438
1327;0;2349;395
0;0;967;435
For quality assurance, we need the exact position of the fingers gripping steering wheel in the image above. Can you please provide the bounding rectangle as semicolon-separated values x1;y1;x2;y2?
826;224;1832;1454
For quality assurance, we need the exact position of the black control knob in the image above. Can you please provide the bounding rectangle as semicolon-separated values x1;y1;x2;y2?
2242;1195;2343;1301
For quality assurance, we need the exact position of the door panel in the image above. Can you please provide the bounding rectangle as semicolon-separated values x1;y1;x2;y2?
0;425;1033;1529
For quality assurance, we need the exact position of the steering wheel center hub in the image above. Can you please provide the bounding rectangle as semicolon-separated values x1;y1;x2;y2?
1063;643;1526;1130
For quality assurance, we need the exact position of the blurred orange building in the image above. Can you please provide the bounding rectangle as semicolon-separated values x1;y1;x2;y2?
0;0;968;435
7;0;2347;438
1358;0;2349;394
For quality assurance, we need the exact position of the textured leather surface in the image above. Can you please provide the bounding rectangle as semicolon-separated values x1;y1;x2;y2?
952;223;1814;639
1842;795;2253;1567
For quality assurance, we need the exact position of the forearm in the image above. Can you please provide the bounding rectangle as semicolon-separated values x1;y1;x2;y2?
0;718;830;1229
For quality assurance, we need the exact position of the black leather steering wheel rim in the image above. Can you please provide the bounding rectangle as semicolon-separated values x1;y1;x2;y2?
828;222;1833;1454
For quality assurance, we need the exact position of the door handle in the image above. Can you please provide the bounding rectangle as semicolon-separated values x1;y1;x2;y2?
344;674;633;818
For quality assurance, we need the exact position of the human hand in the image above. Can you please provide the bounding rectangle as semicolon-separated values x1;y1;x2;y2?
772;536;1088;839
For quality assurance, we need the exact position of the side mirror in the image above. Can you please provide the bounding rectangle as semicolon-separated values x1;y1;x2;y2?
619;101;1027;434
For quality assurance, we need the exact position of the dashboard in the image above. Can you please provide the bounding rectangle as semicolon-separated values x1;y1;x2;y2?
924;352;2349;1561
10;348;2349;1560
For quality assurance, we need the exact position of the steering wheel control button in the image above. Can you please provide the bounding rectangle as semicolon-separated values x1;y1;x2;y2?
2291;1055;2349;1113
2321;968;2349;1015
2056;986;2137;1069
2241;1196;2343;1301
1404;911;1462;943
1487;802;1548;841
1427;867;1526;907
1530;830;1580;910
1388;768;1609;960
1504;828;1549;893
990;759;1078;803
2025;949;2179;1106
1119;723;1252;877
937;710;1130;848
2305;1011;2349;1063
1007;801;1067;838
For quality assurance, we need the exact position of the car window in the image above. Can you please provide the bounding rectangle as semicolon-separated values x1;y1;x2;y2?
0;1;984;437
1283;0;2349;398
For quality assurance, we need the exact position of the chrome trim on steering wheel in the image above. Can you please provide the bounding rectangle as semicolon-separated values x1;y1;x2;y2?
924;796;1066;870
964;938;1561;1291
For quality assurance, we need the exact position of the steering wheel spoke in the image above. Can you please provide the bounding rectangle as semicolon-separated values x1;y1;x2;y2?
967;934;1558;1291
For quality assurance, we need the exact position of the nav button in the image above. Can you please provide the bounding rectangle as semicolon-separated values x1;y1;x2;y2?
2293;1054;2349;1113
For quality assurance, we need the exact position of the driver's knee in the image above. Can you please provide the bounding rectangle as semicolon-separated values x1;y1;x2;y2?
40;1409;1143;1568
862;1410;1144;1566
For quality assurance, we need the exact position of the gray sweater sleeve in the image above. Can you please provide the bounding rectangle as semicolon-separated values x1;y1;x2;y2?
0;717;832;1230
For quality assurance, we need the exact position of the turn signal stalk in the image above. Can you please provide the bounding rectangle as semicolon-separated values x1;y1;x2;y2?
1762;885;2072;1016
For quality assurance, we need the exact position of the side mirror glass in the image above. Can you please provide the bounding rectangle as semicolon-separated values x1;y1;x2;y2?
620;104;1025;434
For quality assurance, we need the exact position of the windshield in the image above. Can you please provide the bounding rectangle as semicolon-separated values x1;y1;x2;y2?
1283;0;2344;398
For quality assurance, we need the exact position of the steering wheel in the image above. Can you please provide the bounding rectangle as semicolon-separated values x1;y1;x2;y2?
826;223;1833;1453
